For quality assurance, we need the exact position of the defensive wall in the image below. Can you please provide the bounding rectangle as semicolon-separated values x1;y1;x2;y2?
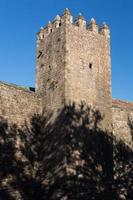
0;80;132;147
0;9;132;200
0;9;132;146
0;81;40;125
112;99;133;147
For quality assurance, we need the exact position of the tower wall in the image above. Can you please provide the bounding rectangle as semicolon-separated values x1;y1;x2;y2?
65;23;112;129
36;10;112;128
36;22;66;115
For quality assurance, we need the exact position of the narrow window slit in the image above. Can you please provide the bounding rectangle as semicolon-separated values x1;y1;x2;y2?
89;63;92;69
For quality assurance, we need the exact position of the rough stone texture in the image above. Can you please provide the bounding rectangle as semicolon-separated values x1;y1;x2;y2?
112;99;133;146
35;10;133;144
0;10;131;143
36;12;112;130
0;81;40;125
0;9;133;200
65;23;112;130
36;22;66;116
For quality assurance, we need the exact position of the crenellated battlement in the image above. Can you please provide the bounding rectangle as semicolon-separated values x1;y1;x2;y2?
37;8;110;41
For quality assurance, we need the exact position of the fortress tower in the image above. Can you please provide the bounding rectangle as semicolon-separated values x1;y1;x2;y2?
36;9;112;129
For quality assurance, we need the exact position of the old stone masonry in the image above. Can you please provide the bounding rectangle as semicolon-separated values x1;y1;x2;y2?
0;8;133;200
0;9;132;147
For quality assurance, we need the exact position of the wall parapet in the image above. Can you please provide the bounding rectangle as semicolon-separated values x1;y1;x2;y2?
0;81;35;94
0;81;41;125
112;99;133;111
37;8;110;41
112;99;133;148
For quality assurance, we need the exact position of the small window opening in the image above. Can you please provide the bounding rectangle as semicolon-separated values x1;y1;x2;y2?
59;22;61;27
57;38;61;42
89;63;92;69
49;65;51;70
50;29;52;33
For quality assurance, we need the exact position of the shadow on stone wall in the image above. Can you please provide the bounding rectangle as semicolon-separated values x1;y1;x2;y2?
113;117;133;200
114;138;133;200
0;102;132;200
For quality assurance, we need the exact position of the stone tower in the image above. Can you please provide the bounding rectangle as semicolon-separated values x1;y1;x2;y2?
36;9;112;129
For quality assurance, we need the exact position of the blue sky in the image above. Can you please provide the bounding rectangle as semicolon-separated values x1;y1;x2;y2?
0;0;133;101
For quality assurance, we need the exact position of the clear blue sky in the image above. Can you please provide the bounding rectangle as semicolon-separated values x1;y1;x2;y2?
0;0;133;101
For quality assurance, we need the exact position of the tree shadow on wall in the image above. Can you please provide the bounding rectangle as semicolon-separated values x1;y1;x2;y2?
39;102;114;200
0;102;132;200
0;114;48;200
113;117;133;200
113;138;133;200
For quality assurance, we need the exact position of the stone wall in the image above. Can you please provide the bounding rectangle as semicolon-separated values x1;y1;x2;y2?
36;22;66;115
0;82;40;125
36;10;112;130
65;22;112;130
0;9;133;200
112;99;133;146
